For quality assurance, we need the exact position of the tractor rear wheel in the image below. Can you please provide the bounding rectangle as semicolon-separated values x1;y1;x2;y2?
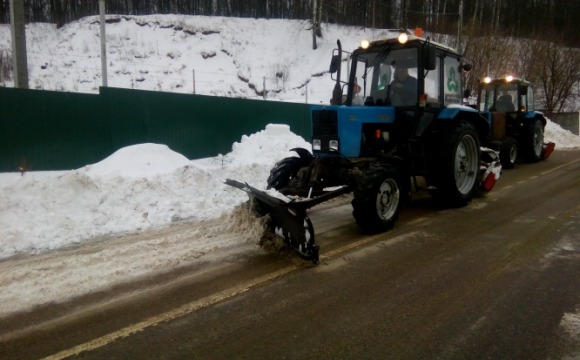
521;119;544;163
430;121;480;207
352;166;402;234
267;148;312;190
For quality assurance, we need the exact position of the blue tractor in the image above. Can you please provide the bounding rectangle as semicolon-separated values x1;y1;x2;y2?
227;32;501;264
477;76;555;168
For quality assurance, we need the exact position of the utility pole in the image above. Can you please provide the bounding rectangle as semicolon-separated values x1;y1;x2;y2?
9;0;29;88
99;0;108;87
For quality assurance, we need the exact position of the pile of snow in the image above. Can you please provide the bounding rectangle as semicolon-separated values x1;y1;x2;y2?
0;124;310;259
85;144;191;178
545;118;580;149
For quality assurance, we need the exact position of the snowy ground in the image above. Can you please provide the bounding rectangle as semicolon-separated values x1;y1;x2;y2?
0;124;312;314
0;16;579;340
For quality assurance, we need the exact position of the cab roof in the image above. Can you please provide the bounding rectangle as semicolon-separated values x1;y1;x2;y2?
364;34;459;55
481;77;532;86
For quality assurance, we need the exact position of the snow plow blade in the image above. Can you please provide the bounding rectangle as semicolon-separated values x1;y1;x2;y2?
479;148;502;192
542;142;556;160
225;179;352;264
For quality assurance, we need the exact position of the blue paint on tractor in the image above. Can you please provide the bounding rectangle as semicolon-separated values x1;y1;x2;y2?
310;104;396;157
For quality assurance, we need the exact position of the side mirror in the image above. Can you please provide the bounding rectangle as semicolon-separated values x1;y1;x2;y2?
461;63;473;72
329;55;340;73
424;46;436;70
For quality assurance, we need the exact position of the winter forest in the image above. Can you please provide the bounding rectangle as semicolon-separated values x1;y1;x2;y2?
1;0;577;46
0;0;579;112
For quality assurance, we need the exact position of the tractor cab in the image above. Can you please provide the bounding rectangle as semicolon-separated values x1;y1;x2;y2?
324;32;480;163
330;32;468;110
478;77;535;113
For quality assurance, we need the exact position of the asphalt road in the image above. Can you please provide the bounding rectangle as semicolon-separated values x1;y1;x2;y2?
2;149;579;360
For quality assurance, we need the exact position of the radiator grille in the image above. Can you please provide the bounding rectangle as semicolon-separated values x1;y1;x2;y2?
312;109;338;137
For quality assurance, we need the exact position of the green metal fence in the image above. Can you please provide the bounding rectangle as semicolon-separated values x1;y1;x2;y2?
0;87;311;172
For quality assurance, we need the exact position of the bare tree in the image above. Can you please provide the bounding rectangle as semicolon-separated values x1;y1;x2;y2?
461;29;514;95
533;42;580;113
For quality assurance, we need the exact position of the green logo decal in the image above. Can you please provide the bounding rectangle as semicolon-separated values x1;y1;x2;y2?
377;73;388;91
447;67;459;92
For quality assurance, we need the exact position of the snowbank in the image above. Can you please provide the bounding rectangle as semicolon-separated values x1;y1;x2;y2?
0;124;310;259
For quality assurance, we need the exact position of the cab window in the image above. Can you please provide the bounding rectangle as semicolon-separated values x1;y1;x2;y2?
424;54;440;105
527;86;535;111
443;56;461;106
479;85;494;112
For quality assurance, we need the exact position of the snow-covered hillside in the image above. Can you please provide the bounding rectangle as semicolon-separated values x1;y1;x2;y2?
0;15;400;103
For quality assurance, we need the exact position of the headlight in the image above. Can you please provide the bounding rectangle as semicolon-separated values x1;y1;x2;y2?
329;140;339;150
398;33;408;44
313;139;321;151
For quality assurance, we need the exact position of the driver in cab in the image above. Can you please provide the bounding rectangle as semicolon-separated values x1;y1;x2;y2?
389;59;417;106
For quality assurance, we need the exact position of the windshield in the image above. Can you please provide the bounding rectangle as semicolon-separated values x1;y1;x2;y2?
494;83;517;112
479;83;518;112
352;48;418;106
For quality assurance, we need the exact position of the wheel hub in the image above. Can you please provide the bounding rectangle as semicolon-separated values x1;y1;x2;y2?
376;179;400;220
454;135;478;194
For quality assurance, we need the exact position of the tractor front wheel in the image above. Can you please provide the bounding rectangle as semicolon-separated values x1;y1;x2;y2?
352;166;402;234
267;148;313;190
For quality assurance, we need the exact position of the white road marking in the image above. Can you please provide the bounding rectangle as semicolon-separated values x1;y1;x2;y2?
541;158;580;176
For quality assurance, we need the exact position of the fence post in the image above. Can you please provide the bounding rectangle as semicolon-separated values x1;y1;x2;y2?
192;69;196;94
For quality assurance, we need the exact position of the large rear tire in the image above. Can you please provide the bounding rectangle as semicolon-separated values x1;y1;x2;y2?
520;118;544;163
430;121;480;207
352;166;402;234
